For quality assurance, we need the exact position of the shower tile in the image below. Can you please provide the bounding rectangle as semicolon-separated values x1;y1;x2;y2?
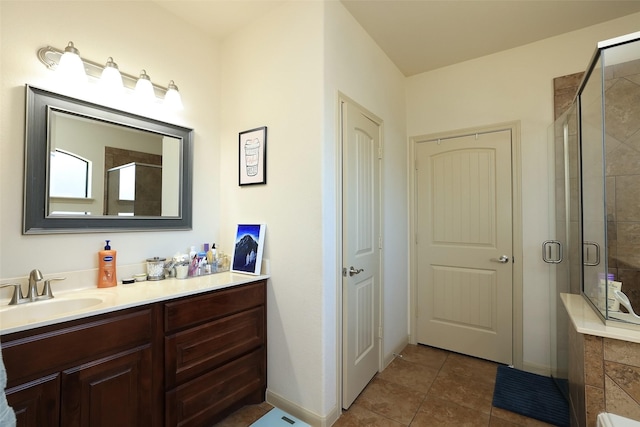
628;74;640;86
354;377;424;425
604;338;640;367
628;128;640;153
616;175;640;221
410;395;489;426
606;176;616;221
617;222;640;246
397;344;448;371
604;375;640;421
585;385;605;427
606;142;640;176
605;361;640;403
554;72;584;90
584;335;604;388
613;59;640;79
604;78;640;142
377;357;438;393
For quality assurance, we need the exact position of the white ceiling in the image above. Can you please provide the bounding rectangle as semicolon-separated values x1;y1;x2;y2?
154;0;640;76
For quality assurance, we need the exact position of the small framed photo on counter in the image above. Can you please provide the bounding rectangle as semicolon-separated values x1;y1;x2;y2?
231;223;266;275
239;126;267;186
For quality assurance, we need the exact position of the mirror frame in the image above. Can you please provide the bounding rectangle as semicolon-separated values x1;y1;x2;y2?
24;85;193;234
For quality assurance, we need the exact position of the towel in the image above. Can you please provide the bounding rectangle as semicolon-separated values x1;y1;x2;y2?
0;344;16;427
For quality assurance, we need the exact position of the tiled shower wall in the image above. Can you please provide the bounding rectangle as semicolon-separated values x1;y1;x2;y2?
603;58;640;310
569;324;640;426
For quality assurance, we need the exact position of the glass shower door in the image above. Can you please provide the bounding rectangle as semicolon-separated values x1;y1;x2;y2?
546;102;579;399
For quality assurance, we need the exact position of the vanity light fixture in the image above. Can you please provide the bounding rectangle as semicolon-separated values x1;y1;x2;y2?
37;41;184;109
99;57;123;92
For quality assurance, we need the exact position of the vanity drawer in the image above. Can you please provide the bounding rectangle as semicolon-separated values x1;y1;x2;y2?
164;281;265;332
165;348;265;427
165;306;265;388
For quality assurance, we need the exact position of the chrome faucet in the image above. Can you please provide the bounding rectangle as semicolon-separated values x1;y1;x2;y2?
1;269;66;306
27;269;44;301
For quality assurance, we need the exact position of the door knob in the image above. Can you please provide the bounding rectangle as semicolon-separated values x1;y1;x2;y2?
348;266;364;276
490;255;509;263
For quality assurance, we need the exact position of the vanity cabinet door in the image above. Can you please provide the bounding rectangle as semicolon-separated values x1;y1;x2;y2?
60;344;153;427
5;373;60;427
2;305;159;427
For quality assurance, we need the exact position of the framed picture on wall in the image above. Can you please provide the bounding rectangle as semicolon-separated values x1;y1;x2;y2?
231;223;266;275
239;126;267;186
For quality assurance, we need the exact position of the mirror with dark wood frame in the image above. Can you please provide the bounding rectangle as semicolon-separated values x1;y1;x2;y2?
24;85;193;234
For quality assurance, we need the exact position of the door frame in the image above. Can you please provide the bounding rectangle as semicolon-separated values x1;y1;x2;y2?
408;121;523;370
336;93;384;412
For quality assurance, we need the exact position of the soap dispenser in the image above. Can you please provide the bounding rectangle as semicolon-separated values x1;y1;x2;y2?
98;240;117;288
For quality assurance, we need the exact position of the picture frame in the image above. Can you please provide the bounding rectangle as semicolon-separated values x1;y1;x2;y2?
239;126;267;186
231;223;266;275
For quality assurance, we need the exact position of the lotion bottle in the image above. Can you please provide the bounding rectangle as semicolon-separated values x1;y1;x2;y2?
98;240;117;288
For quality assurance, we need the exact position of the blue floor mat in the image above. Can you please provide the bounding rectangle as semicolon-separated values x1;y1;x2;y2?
492;365;569;427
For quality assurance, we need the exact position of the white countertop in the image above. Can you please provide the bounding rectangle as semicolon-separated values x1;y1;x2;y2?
561;293;640;344
0;272;269;336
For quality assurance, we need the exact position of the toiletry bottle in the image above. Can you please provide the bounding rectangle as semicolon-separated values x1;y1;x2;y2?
206;244;214;265
98;240;117;288
211;244;218;272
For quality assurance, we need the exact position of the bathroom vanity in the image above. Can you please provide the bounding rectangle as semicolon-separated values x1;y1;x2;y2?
0;273;267;427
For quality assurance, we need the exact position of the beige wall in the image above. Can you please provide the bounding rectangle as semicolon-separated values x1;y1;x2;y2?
220;1;328;420
405;13;640;373
0;1;221;275
219;1;409;422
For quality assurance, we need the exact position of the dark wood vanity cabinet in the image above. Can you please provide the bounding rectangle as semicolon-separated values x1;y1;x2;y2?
2;306;160;427
1;279;267;427
164;280;267;427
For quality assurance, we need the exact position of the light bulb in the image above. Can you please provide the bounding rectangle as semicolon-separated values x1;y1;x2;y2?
100;57;123;92
57;41;86;84
134;69;155;103
164;80;183;110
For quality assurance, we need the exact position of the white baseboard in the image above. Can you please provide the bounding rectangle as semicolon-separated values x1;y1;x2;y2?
266;389;340;427
383;336;410;369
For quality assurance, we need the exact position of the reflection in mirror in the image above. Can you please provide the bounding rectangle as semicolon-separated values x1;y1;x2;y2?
47;109;181;217
24;85;193;233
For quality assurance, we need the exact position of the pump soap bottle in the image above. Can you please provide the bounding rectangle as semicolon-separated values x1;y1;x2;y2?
98;240;117;288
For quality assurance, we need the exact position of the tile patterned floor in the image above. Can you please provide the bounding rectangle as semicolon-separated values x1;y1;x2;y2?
214;344;557;426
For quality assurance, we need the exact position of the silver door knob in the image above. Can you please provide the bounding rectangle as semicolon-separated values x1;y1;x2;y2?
349;266;364;276
490;255;509;263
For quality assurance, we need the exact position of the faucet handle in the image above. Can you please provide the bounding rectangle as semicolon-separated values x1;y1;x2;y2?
41;277;66;299
1;283;26;305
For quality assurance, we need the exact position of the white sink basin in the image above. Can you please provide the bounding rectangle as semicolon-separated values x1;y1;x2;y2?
0;296;106;326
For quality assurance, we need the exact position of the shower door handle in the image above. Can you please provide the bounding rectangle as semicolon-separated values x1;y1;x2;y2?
542;240;563;264
583;241;601;266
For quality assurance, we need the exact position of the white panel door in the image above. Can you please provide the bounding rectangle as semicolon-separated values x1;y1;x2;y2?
416;130;513;364
342;100;381;409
